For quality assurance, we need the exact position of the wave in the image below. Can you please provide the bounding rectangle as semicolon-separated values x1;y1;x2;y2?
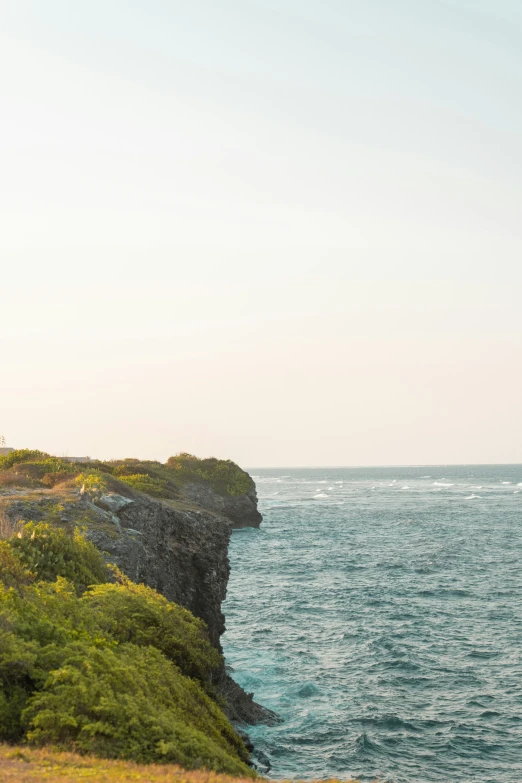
355;732;388;756
357;714;423;732
468;649;500;659
287;682;320;698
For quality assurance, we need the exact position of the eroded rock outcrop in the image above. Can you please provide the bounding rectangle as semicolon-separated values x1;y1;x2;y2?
180;483;262;529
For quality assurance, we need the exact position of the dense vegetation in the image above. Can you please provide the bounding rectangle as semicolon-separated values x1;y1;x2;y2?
0;523;252;776
0;450;253;498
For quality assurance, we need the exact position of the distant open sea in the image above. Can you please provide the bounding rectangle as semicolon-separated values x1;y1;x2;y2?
222;466;522;783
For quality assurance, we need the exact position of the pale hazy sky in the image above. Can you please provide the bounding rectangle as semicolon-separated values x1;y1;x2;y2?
1;0;521;466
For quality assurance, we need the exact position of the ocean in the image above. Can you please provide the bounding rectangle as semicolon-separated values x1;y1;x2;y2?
222;466;522;782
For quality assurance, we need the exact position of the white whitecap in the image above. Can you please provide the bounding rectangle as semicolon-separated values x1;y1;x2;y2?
466;494;481;500
313;493;328;498
501;481;512;485
433;481;454;487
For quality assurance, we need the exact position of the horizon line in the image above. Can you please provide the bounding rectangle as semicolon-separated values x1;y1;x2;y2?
245;462;522;469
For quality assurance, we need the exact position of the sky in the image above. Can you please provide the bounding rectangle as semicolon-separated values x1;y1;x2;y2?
1;0;521;467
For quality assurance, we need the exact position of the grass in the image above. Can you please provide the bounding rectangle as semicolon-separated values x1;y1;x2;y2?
0;744;360;783
0;744;256;782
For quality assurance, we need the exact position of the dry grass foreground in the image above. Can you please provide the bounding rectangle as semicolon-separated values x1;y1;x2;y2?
0;744;253;782
0;744;359;783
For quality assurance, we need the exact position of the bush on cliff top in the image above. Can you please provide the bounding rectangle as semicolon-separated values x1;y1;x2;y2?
166;454;252;496
116;473;170;497
0;450;51;471
0;525;251;776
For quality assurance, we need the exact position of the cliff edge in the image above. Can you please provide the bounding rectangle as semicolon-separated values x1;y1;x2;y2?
0;450;275;726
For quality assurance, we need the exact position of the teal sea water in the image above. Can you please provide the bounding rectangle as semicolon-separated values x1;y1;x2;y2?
222;466;522;782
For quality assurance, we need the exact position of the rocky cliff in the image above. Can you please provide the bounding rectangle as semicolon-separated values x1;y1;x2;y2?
0;455;275;727
180;483;262;530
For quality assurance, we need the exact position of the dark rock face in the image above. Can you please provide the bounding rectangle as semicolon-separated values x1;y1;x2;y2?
87;495;232;650
180;483;262;529
2;485;277;726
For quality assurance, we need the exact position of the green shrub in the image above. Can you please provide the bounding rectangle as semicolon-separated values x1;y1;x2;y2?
0;454;81;490
113;464;151;476
166;455;252;497
117;474;169;498
209;461;253;496
9;523;108;593
75;472;109;500
0;450;50;471
0;529;252;775
23;642;249;774
17;459;78;477
83;579;222;689
0;542;34;590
